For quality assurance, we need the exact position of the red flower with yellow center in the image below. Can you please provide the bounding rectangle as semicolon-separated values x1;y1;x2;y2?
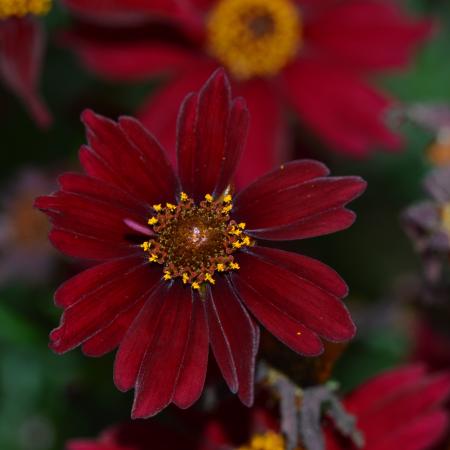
0;0;52;126
63;0;431;185
36;69;365;418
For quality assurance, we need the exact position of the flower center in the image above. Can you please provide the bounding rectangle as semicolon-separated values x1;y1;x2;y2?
441;203;450;236
0;0;51;18
239;431;287;450
141;192;252;290
206;0;301;80
427;128;450;167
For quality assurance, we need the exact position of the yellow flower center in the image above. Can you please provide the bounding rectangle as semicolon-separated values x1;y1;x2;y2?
441;203;450;235
206;0;301;80
0;0;51;18
141;193;252;290
239;431;286;450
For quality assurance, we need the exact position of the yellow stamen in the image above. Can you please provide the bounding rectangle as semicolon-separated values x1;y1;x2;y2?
205;273;216;285
207;0;301;80
242;236;251;246
149;253;159;262
148;217;158;225
230;262;240;270
166;203;177;211
0;0;51;18
192;282;201;290
217;263;225;272
205;194;214;202
153;204;162;212
140;241;150;251
163;271;172;281
222;204;233;214
180;192;189;202
238;222;246;229
232;241;243;249
238;431;285;450
182;273;189;284
223;194;232;203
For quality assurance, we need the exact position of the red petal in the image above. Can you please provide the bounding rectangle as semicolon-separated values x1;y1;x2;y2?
282;59;402;156
367;411;448;450
305;1;432;71
50;262;159;353
81;110;178;206
177;68;249;200
0;17;51;127
234;80;285;188
62;0;190;24
81;297;145;357
234;252;356;342
113;282;165;392
345;365;426;413
233;162;366;238
231;271;324;356
54;256;143;308
66;36;194;81
357;373;450;441
206;277;259;405
138;62;217;166
250;246;348;297
132;283;193;418
173;297;209;409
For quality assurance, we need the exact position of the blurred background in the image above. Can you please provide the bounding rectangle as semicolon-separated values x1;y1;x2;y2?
1;0;449;449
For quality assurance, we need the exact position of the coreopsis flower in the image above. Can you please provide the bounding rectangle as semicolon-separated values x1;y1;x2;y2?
0;0;52;127
0;168;57;285
209;366;450;450
402;166;450;283
63;0;431;185
66;365;450;450
36;69;365;418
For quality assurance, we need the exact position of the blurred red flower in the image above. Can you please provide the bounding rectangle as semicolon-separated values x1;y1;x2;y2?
0;1;52;127
63;0;431;185
36;69;365;418
66;365;450;450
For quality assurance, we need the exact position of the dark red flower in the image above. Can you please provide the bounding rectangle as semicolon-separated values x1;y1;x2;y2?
66;365;450;450
36;69;365;418
63;0;431;185
0;1;52;127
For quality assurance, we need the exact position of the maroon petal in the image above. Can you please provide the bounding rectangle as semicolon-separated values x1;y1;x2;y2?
282;59;402;156
35;191;144;259
65;37;194;81
54;256;143;308
0;17;51;127
81;297;145;357
344;365;426;413
62;0;191;24
233;161;366;239
234;80;285;188
113;282;165;392
138;62;217;165
206;277;259;405
81;110;178;206
234;252;356;343
173;297;209;409
132;283;193;418
177;68;249;201
305;0;432;71
231;272;323;356
250;246;348;298
368;411;448;450
50;261;160;354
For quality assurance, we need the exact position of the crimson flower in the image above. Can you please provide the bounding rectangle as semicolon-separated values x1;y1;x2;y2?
63;0;431;185
36;69;365;418
66;365;450;450
0;0;52;127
